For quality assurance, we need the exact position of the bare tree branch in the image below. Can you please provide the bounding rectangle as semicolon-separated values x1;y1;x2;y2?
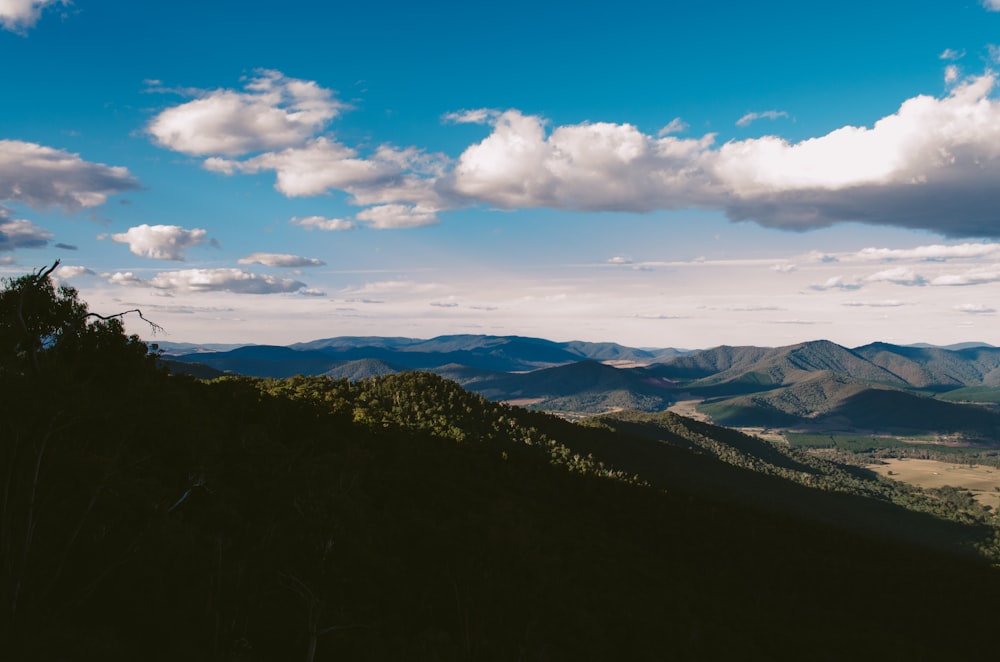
84;309;164;336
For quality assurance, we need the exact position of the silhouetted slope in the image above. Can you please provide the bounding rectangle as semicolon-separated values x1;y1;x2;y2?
6;363;1000;660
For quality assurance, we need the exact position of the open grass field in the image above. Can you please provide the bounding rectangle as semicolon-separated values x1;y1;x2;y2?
867;458;1000;510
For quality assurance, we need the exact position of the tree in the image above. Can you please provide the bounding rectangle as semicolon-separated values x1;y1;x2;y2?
1;262;166;655
0;260;160;379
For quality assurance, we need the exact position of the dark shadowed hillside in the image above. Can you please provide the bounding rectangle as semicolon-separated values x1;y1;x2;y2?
5;270;1000;661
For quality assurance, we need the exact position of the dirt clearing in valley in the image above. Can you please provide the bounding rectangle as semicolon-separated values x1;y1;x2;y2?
867;458;1000;510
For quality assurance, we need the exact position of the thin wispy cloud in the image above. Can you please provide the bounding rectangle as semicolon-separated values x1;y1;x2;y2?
735;110;790;127
238;253;325;268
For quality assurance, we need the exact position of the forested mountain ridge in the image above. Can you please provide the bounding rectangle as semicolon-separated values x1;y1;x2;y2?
167;336;1000;435
4;267;1000;660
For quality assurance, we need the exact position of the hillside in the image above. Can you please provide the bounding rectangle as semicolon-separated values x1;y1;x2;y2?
6;272;1000;660
166;336;1000;436
684;340;906;392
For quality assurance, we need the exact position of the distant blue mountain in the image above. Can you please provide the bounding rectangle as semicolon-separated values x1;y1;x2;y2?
171;334;680;375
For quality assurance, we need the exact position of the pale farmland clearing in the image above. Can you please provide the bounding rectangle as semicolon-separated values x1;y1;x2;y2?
867;458;1000;510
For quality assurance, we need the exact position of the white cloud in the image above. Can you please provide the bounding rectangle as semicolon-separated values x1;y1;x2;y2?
955;303;996;314
147;268;306;294
771;263;796;273
930;267;1000;286
103;271;149;287
291;215;357;231
109;224;208;260
810;276;863;291
206;139;448;211
449;75;1000;237
0;140;139;210
658;117;688;136
944;65;960;85
854;243;1000;262
842;300;906;308
0;0;65;32
735;110;790;127
939;48;965;61
983;1;1000;12
448;109;719;210
238;252;325;267
355;204;439;229
54;264;95;279
442;108;501;125
864;267;927;286
0;216;52;251
147;70;346;157
157;71;1000;238
608;256;633;264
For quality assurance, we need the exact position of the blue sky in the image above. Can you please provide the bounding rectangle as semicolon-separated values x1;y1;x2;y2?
4;0;1000;348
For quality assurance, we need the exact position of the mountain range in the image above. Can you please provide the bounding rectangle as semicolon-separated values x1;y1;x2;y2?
162;335;1000;439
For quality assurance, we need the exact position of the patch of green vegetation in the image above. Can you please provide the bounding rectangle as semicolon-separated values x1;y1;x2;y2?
785;433;912;452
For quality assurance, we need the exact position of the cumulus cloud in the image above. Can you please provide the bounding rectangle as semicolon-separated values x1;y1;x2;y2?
0;140;139;210
0;0;66;32
448;75;1000;237
0;216;52;251
238;252;325;267
156;70;1000;238
109;224;208;260
355;204;439;229
207;140;448;210
735;110;790;127
142;268;306;294
55;264;95;279
147;70;346;157
103;271;149;287
291;215;357;231
448;109;721;210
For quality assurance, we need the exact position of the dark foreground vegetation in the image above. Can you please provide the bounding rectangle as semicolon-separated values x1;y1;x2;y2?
3;266;1000;661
